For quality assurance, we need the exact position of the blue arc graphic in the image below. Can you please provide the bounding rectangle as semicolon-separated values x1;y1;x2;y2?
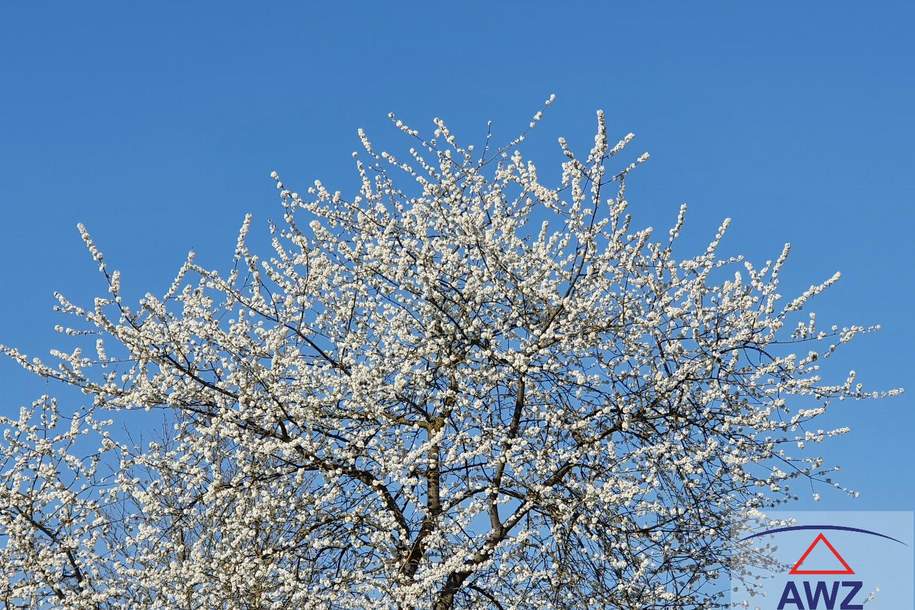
741;524;907;546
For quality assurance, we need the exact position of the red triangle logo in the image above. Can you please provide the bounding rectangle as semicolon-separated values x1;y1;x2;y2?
789;533;854;575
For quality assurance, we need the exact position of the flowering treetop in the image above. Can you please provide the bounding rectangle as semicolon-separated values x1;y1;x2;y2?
0;96;899;609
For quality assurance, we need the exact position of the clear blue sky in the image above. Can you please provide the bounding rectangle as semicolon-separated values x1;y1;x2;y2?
1;3;913;512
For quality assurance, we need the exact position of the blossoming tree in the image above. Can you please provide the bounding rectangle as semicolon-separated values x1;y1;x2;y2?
0;98;896;609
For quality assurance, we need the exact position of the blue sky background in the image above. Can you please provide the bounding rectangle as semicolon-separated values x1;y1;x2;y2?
1;2;913;512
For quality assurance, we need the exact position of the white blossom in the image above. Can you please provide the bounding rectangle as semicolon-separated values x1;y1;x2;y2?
0;105;899;610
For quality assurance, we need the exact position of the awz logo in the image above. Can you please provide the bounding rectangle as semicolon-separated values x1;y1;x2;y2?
741;524;908;610
776;580;862;610
776;532;861;609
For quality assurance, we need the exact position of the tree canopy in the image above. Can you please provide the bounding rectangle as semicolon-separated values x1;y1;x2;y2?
0;99;896;609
